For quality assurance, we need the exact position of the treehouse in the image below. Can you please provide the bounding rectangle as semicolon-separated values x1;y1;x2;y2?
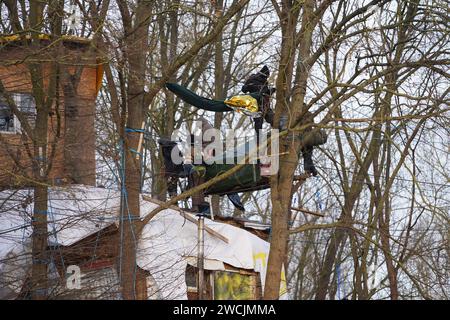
0;34;103;188
159;81;327;212
159;136;273;195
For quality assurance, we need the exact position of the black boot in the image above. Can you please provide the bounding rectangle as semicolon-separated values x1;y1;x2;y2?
302;147;318;176
167;176;178;197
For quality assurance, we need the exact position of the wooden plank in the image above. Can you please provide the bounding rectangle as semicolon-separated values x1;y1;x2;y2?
290;206;325;217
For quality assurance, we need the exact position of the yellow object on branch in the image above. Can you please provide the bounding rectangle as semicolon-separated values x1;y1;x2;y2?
224;95;260;117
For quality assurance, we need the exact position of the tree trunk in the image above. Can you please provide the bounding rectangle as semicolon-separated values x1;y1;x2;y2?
30;61;51;300
212;0;225;217
264;0;307;299
118;1;153;300
29;0;49;300
31;184;48;299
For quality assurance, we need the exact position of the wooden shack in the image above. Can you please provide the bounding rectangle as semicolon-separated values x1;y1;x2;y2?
50;224;150;300
0;185;283;300
0;34;103;188
50;211;270;300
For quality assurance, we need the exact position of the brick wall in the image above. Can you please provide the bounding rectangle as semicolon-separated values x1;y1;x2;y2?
0;39;100;188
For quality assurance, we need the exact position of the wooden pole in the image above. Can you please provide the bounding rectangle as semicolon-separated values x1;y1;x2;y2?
197;214;205;300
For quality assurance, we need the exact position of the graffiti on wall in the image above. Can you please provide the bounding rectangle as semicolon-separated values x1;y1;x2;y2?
214;271;257;300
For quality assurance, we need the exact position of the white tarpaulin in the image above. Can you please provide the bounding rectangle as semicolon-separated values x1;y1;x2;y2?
0;186;121;298
137;205;288;300
0;185;288;299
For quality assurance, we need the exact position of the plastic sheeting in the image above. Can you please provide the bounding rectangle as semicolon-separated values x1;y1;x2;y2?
137;208;288;300
0;186;288;299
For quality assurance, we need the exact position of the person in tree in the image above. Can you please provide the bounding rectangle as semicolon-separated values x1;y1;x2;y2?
160;67;327;211
241;65;276;132
241;66;327;176
184;117;244;213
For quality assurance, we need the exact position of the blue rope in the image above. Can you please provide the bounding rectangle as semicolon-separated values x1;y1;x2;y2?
128;148;142;156
125;127;145;133
315;177;323;211
118;137;138;298
33;209;48;215
21;210;28;244
27;209;142;222
103;156;121;187
31;209;48;223
336;264;341;300
47;198;66;278
118;139;125;283
32;257;50;264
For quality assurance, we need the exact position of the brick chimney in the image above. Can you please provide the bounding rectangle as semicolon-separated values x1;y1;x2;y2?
0;35;102;188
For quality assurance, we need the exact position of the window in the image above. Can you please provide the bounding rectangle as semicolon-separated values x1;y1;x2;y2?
0;96;13;132
0;93;36;133
185;265;214;300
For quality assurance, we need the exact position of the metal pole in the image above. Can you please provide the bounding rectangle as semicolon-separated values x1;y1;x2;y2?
206;196;214;220
197;214;205;300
